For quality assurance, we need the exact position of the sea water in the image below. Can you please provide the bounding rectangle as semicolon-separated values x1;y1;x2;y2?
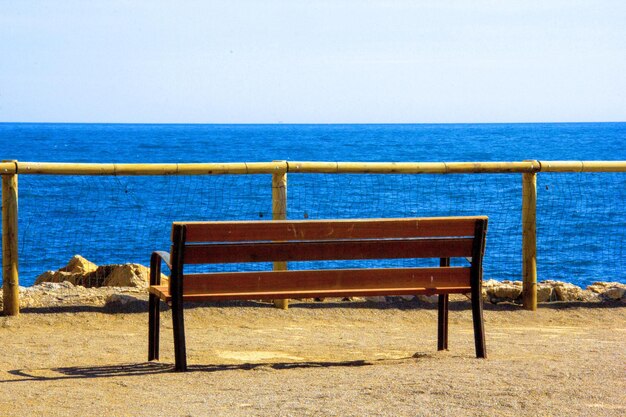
0;122;625;287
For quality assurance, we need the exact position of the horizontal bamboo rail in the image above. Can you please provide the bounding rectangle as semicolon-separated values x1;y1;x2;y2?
537;161;626;172
287;161;542;174
10;161;287;175
1;160;624;175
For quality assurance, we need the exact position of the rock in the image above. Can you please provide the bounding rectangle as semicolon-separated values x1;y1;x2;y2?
40;281;75;290
34;270;76;285
548;281;587;301
344;297;366;302
35;256;102;286
481;279;523;303
481;280;602;304
481;279;497;300
587;282;608;294
482;279;499;289
73;265;115;287
581;290;602;302
493;283;522;300
536;283;554;303
415;295;438;303
59;255;98;274
103;264;151;288
33;256;167;288
105;294;137;305
364;296;386;303
587;282;626;301
604;287;626;300
3;282;148;310
104;294;147;312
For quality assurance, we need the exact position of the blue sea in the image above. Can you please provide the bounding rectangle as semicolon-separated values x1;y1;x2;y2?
1;122;625;287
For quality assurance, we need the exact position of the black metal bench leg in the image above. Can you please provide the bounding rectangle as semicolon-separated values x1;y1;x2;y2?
437;293;449;351
148;293;160;361
470;287;487;359
470;219;487;359
437;257;450;351
172;298;188;371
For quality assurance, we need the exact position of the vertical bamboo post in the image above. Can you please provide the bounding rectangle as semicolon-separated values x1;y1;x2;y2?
522;171;537;311
2;161;19;316
272;161;288;310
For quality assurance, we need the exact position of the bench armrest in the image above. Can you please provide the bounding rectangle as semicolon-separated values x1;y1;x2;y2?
150;251;172;286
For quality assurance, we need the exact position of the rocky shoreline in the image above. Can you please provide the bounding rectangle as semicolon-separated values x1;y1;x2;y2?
1;255;624;310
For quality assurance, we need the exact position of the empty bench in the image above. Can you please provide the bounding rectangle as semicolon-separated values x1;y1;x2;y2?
148;216;488;371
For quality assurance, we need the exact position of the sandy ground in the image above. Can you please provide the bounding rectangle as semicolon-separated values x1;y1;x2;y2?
0;298;624;417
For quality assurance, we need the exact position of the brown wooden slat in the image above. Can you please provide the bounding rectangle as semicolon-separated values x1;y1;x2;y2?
179;217;484;242
148;267;471;302
183;238;473;264
148;285;170;302
182;266;470;294
150;286;471;303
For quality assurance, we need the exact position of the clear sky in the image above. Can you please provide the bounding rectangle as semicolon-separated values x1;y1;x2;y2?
1;1;624;123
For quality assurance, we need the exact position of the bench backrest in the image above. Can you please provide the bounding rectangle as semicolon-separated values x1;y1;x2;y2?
167;216;487;300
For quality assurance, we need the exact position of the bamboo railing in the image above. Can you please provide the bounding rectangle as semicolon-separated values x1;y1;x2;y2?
2;160;625;315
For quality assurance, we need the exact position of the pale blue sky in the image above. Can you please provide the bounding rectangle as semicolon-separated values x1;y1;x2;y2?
1;0;624;123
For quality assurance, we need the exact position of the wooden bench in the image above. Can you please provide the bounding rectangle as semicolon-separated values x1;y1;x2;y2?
148;216;488;372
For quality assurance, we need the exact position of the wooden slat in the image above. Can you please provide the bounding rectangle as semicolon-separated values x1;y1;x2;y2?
179;217;484;242
148;267;471;302
148;285;169;301
183;238;474;264
183;267;470;294
153;287;471;302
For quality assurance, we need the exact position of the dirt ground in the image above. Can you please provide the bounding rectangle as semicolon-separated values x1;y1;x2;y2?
0;298;624;417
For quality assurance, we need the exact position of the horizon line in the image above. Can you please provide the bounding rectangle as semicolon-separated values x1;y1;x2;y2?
1;120;625;126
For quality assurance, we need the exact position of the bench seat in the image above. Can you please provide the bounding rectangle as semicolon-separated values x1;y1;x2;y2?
148;266;473;302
